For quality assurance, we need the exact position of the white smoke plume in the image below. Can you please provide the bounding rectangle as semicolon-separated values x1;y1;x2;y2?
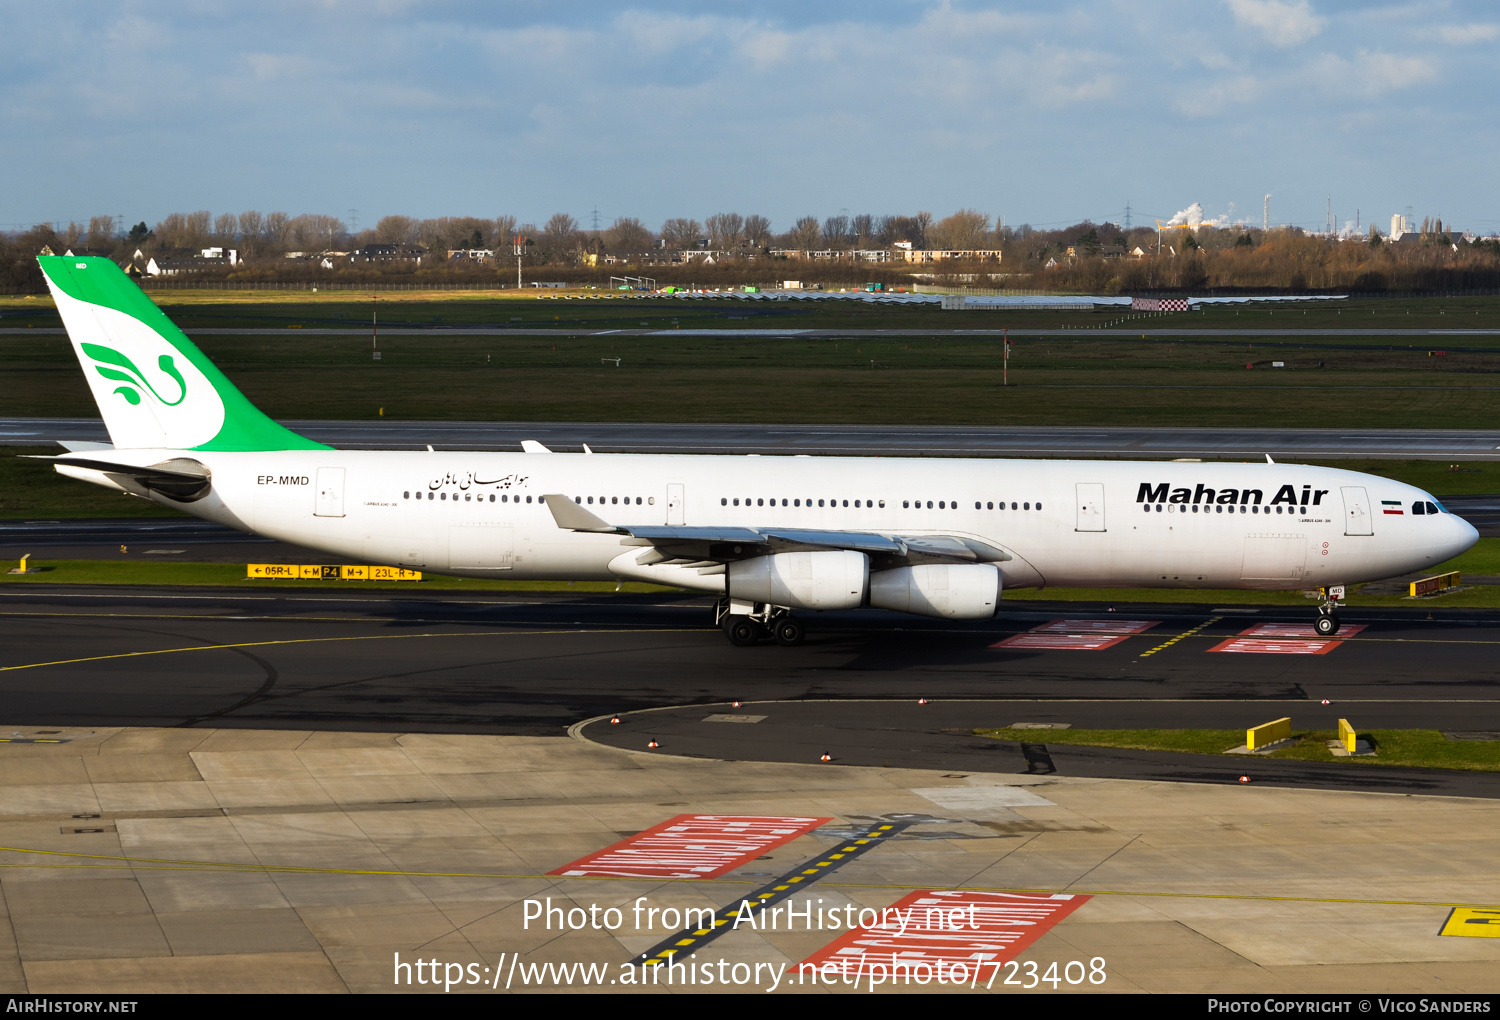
1167;202;1231;229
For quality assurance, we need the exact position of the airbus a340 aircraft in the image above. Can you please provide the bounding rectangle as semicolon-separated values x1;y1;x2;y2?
35;255;1477;644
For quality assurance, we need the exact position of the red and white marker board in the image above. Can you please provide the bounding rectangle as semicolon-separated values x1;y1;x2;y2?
1030;619;1161;635
993;633;1129;651
1208;637;1342;655
549;814;830;879
799;889;1089;976
1238;622;1366;638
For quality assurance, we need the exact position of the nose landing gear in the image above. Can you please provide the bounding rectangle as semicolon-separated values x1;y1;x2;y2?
1314;585;1345;636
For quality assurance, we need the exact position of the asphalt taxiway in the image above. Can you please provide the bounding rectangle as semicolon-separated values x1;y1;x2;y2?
2;585;1497;796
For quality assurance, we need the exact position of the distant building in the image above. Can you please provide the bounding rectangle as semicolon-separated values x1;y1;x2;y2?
349;244;427;264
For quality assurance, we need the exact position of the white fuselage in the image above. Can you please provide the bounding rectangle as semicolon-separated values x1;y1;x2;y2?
76;449;1478;595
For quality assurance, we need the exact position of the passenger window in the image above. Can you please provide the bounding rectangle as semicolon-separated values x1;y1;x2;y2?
878;501;885;508
902;501;909;508
403;491;409;499
782;498;788;506
1010;502;1017;510
842;500;848;507
854;500;861;508
926;501;933;509
1215;505;1222;513
819;499;825;507
721;498;727;506
527;495;533;503
428;492;434;500
757;498;763;506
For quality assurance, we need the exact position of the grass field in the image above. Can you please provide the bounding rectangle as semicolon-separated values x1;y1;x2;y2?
5;292;1500;426
976;726;1500;772
6;330;1500;426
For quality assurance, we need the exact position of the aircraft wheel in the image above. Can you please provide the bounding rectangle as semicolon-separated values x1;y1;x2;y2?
723;617;763;647
772;616;805;646
1314;613;1340;637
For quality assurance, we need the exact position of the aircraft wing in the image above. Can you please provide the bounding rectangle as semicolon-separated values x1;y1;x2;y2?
541;494;1009;567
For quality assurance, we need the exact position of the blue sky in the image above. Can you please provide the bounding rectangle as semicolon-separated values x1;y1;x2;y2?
4;1;1497;234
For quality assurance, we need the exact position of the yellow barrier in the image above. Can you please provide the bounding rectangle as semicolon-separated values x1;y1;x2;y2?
1338;718;1357;753
247;564;421;581
1410;571;1460;597
1247;717;1292;750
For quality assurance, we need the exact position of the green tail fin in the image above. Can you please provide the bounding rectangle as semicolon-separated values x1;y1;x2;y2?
37;256;330;452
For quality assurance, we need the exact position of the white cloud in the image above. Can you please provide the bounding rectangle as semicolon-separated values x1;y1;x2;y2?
1423;23;1500;44
1226;0;1327;47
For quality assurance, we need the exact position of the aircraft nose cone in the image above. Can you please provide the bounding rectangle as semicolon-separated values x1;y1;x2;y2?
1449;513;1480;558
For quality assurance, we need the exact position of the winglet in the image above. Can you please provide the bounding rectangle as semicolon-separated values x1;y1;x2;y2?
542;494;618;532
521;440;553;454
1266;454;1275;464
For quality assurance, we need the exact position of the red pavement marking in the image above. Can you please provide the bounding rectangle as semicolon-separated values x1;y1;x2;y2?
1239;622;1366;638
1208;637;1342;655
993;633;1130;651
548;814;830;879
1031;619;1161;635
799;889;1091;980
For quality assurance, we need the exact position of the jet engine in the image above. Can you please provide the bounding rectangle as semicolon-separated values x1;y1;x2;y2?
869;563;1001;619
727;550;868;611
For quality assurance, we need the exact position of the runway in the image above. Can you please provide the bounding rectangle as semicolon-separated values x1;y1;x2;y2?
3;585;1498;796
7;416;1500;459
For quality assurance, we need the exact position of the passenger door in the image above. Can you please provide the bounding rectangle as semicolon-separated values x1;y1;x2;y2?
314;467;345;518
1341;485;1373;536
666;483;685;526
1075;482;1106;532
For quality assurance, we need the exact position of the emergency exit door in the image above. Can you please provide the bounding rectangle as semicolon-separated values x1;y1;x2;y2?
1075;482;1106;532
314;467;346;518
1341;485;1372;536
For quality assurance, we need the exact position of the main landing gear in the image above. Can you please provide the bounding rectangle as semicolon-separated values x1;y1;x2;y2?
715;599;805;646
1314;585;1345;637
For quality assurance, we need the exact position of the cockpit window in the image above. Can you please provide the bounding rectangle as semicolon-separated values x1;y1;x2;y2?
1426;501;1442;515
1412;501;1426;515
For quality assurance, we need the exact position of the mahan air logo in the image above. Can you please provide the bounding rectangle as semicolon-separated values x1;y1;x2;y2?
82;343;187;407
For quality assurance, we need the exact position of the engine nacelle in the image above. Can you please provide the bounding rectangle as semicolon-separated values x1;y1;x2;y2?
727;550;868;611
869;563;1001;619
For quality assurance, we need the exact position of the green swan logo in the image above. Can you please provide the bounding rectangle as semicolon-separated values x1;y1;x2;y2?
81;343;187;407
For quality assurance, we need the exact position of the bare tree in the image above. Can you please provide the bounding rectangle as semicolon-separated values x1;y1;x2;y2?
374;216;419;245
927;209;991;249
604;217;652;250
287;213;344;252
60;222;84;251
493;215;518;248
788;216;821;250
213;213;238;244
154;211;212;249
237;211;264;256
264;212;290;252
851;214;874;248
85;216;116;251
743;214;771;248
821;215;850;249
705;212;744;250
660;217;703;249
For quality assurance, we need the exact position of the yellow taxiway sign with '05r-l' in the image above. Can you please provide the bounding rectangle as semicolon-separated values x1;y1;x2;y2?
1439;908;1500;937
